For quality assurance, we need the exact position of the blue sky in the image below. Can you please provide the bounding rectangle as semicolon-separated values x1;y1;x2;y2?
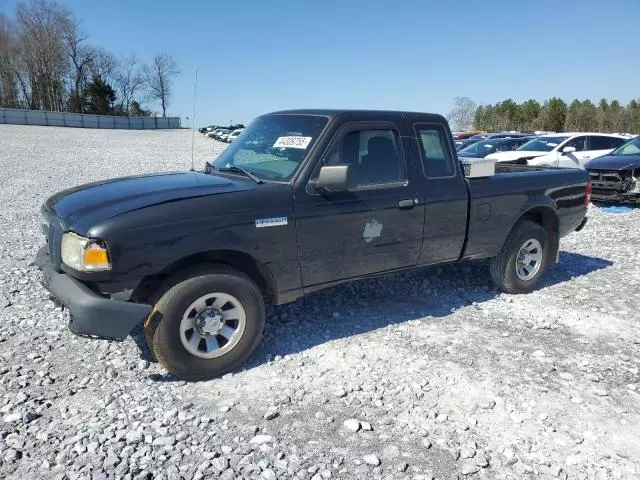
2;0;639;125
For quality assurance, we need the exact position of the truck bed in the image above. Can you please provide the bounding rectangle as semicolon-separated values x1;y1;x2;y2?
462;163;588;260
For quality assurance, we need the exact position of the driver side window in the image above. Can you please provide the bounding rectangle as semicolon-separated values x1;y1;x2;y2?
324;129;405;187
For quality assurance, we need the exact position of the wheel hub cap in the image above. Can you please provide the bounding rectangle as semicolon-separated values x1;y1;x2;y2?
178;292;247;360
516;238;543;281
196;309;224;336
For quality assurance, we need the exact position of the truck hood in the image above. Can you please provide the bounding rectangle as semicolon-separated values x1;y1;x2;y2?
44;171;255;230
585;154;640;171
485;150;549;162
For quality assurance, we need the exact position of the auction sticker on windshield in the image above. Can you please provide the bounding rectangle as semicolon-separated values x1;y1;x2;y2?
273;136;312;149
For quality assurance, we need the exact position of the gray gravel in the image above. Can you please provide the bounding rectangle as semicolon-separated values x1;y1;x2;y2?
1;124;639;479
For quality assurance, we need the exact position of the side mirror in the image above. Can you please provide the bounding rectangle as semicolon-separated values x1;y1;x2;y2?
310;165;353;193
562;146;576;154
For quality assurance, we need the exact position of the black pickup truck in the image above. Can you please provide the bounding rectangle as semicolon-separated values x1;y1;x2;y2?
36;110;590;380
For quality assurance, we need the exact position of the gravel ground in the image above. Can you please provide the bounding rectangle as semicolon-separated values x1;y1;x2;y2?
0;124;639;480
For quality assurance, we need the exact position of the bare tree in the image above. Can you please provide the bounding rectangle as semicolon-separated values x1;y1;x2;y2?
89;47;117;83
0;14;19;107
63;20;93;112
114;54;144;115
144;53;179;117
608;100;625;133
447;96;477;131
444;109;454;124
14;0;72;110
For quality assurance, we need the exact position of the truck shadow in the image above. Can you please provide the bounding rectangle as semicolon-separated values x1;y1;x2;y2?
139;251;612;381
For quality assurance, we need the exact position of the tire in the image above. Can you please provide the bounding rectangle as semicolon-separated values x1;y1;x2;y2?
489;220;549;294
144;267;265;381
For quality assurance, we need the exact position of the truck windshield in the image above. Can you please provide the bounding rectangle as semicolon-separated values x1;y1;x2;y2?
517;136;569;152
611;136;640;156
210;114;328;181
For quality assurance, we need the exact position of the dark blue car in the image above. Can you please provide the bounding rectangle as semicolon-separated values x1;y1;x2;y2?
458;136;533;158
455;132;530;151
585;136;640;203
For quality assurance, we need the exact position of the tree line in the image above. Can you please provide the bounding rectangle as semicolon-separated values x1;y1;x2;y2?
448;96;640;134
0;0;180;117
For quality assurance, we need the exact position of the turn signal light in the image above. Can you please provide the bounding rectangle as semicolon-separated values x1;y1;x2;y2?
84;244;109;266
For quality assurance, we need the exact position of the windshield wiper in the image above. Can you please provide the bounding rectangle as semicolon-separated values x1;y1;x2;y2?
215;165;263;184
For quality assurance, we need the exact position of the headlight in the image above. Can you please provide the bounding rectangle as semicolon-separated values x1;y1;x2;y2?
61;232;111;272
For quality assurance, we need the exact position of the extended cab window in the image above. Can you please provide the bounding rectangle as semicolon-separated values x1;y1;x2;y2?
415;124;454;177
325;129;405;186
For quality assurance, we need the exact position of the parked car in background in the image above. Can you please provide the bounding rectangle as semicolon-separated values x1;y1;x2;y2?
486;134;571;163
212;129;231;140
455;137;482;150
458;136;533;158
219;131;234;142
204;129;221;138
226;128;244;143
455;132;530;150
203;125;245;138
586;135;640;203
453;131;485;140
487;133;630;168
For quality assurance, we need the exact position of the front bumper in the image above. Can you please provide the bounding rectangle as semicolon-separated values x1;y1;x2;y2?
34;247;151;340
591;191;640;204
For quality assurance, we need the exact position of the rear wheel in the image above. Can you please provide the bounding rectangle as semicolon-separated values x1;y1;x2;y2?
144;268;264;381
489;220;549;294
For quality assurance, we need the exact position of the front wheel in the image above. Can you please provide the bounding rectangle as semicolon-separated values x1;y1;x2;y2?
489;220;549;294
145;269;265;381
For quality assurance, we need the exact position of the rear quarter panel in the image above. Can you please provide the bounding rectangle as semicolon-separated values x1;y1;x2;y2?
463;168;589;259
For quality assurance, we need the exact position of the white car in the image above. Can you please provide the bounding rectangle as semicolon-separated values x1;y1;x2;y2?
226;128;244;143
219;131;233;142
206;129;227;139
486;133;631;168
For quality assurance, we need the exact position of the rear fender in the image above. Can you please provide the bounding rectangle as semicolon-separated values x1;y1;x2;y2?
504;197;560;264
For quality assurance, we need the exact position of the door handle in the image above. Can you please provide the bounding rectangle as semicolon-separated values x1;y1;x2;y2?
582;155;591;159
398;199;418;209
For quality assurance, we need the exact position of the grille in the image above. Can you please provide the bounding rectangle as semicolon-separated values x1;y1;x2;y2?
589;170;626;181
592;188;619;197
588;169;632;194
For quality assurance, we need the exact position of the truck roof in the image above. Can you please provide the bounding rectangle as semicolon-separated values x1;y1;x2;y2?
268;108;446;122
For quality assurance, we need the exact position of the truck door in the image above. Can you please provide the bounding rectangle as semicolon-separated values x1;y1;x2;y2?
294;118;425;287
403;117;469;265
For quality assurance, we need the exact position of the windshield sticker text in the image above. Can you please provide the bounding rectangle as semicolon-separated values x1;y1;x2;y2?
255;217;288;228
273;136;312;149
